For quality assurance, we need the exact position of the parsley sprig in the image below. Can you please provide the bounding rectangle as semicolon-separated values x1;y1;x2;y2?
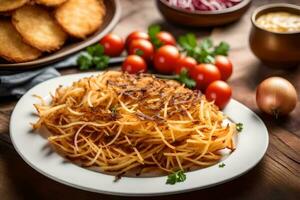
178;33;230;64
166;170;186;185
175;68;196;89
236;123;243;132
155;69;196;89
148;25;163;49
135;49;144;56
77;44;110;70
219;163;226;168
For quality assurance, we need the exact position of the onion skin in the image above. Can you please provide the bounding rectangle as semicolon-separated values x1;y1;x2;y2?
256;77;298;117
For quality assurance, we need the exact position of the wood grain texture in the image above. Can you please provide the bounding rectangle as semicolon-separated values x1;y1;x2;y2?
0;0;299;199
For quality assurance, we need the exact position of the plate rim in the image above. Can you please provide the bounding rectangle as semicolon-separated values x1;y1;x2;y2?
0;0;121;69
9;72;269;196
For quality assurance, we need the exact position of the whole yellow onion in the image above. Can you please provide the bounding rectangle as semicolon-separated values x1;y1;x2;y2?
256;77;298;117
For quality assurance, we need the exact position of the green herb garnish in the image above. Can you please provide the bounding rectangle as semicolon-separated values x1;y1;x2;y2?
77;54;93;70
178;33;230;64
135;49;144;56
155;68;196;89
175;68;196;89
148;25;163;49
178;33;198;57
77;44;110;70
87;44;104;57
236;123;243;132
111;106;117;112
110;105;118;119
198;38;215;63
214;41;230;56
219;163;226;168
166;170;186;185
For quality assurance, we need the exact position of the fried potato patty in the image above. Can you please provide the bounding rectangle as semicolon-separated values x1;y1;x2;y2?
0;0;27;12
35;0;67;6
12;5;67;52
55;0;105;38
0;19;41;63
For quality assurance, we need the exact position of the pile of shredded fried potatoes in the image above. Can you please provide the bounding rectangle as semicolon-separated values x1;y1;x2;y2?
33;71;237;176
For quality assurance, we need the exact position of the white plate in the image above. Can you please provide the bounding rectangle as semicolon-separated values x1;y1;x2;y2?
10;72;269;196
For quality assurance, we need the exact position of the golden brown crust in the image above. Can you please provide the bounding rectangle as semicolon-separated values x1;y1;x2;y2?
0;19;41;63
0;0;28;12
35;0;67;7
55;0;106;39
12;4;68;52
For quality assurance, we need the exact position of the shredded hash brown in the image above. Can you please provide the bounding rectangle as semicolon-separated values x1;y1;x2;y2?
33;71;237;176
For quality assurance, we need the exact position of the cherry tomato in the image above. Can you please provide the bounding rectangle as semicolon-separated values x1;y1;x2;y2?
175;55;197;74
128;39;154;61
122;55;147;74
190;64;221;90
125;31;150;48
99;33;124;57
205;80;232;110
153;45;180;74
156;31;176;46
214;55;233;81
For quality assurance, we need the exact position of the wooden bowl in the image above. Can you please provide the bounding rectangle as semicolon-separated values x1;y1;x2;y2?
0;0;121;70
249;4;300;68
156;0;251;27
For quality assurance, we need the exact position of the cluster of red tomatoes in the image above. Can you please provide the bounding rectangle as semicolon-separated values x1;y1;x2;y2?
99;31;233;109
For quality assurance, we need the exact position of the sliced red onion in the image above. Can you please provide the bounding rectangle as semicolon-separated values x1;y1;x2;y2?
210;1;224;10
230;0;242;3
164;0;243;11
192;0;210;11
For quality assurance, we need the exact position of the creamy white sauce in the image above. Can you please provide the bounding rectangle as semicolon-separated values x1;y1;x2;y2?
256;12;300;33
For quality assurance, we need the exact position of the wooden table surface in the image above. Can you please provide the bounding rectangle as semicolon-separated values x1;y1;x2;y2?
1;0;300;199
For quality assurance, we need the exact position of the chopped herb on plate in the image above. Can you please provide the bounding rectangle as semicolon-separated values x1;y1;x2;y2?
236;123;243;132
166;170;186;185
219;163;226;168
